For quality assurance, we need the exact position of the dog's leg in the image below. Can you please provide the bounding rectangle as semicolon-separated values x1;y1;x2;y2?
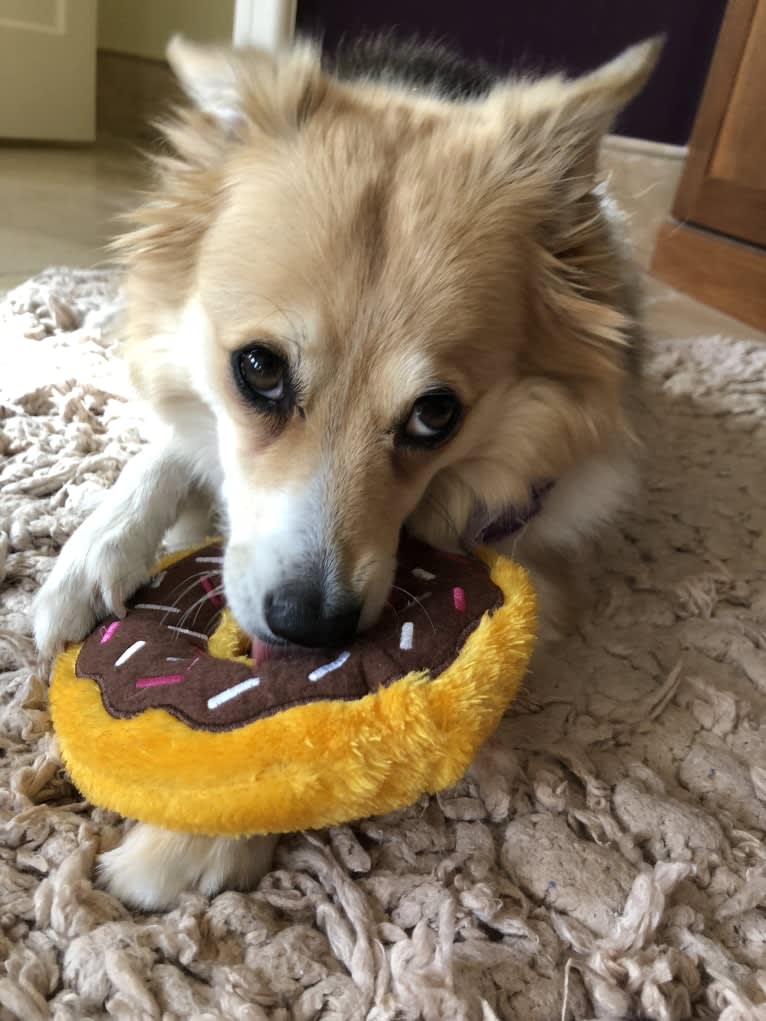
34;440;193;665
522;546;583;642
164;487;217;550
98;824;277;909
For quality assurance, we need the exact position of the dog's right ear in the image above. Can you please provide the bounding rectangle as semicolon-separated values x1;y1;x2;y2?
166;35;326;136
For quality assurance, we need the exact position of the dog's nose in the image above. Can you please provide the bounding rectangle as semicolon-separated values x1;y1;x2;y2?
264;583;360;648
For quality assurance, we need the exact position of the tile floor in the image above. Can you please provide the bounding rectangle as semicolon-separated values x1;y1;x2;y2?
0;139;145;291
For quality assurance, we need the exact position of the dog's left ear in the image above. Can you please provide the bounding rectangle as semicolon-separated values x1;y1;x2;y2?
491;37;664;193
166;35;325;136
557;36;664;128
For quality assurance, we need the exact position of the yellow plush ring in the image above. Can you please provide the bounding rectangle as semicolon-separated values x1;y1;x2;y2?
50;538;536;836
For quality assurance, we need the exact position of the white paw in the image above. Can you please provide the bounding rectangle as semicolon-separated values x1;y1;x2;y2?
33;526;153;665
98;824;277;910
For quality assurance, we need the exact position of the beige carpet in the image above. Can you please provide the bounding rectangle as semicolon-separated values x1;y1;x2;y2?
1;237;766;1021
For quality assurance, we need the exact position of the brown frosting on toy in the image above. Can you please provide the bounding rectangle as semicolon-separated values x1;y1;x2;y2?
75;536;502;732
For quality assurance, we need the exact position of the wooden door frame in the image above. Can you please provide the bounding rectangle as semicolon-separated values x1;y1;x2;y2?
672;0;765;245
233;0;296;50
651;0;766;330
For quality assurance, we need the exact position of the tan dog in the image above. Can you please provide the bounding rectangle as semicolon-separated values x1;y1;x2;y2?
34;34;660;907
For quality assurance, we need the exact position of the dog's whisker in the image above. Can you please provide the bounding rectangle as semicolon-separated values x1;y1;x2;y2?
165;569;219;608
177;582;226;630
390;584;436;633
421;494;463;545
162;575;223;632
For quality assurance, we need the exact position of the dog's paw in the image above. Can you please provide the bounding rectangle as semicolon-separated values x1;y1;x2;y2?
98;824;277;910
33;530;152;667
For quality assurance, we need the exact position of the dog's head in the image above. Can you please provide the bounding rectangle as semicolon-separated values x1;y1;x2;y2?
120;35;659;648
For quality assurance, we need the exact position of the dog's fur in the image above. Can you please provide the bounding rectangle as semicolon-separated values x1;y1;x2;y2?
34;34;660;908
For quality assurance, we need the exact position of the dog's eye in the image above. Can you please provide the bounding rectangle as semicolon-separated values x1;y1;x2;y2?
234;345;287;404
400;389;461;447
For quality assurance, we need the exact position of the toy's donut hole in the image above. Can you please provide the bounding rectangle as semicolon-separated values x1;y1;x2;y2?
207;610;253;664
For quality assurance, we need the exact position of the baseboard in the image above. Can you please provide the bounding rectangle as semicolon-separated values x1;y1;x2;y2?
651;219;766;332
97;50;181;144
604;134;688;161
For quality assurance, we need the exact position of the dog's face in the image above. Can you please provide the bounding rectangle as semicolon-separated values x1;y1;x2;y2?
188;116;532;646
121;36;659;647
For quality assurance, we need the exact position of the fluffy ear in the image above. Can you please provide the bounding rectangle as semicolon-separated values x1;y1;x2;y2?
492;37;664;190
166;35;325;135
559;36;664;129
167;35;251;127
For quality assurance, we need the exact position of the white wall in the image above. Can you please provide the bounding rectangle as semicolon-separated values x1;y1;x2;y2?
98;0;235;59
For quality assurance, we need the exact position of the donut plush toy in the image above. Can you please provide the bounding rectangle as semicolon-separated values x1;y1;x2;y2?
49;536;536;836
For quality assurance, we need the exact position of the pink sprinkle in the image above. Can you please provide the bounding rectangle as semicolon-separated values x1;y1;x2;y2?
135;674;184;690
99;621;121;644
437;550;471;563
200;576;223;607
452;587;466;612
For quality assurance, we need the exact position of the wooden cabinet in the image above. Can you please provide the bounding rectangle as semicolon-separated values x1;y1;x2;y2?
651;0;766;330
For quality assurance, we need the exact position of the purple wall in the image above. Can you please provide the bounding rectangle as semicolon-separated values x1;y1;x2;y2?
297;0;726;145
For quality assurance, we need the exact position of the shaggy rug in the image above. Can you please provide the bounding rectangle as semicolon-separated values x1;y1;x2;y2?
1;267;765;1021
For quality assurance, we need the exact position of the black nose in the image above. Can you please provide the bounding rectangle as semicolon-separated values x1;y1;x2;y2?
264;583;360;648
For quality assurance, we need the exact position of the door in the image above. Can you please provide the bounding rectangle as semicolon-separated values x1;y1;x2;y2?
297;0;726;146
672;0;766;247
0;0;97;141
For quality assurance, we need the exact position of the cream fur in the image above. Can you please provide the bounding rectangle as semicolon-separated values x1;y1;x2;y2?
99;825;278;910
34;34;661;907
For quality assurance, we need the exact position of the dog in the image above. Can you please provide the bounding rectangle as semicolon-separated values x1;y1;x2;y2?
33;33;660;908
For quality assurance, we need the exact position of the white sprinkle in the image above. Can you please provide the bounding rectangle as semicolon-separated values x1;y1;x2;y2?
115;640;145;667
195;556;224;564
149;571;167;588
165;656;185;662
134;603;180;614
308;651;351;682
400;622;414;650
207;676;260;709
405;591;431;609
412;567;436;581
167;625;208;641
